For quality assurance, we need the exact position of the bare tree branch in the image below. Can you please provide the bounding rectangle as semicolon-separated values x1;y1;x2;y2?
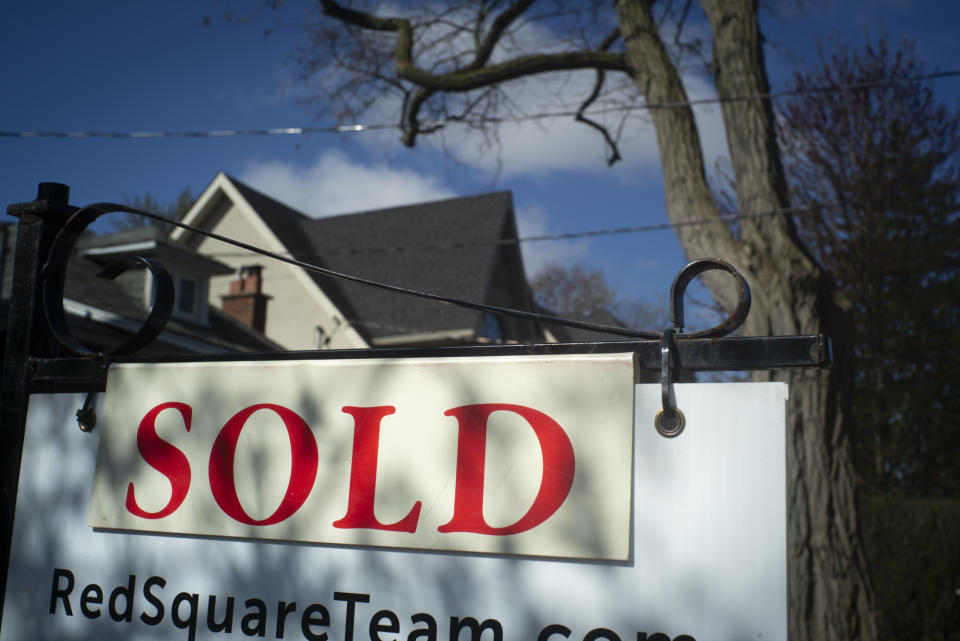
572;26;625;165
470;0;537;68
575;69;622;166
319;0;629;93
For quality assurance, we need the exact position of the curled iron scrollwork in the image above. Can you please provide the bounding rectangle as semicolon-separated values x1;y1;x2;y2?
669;257;752;338
42;203;175;357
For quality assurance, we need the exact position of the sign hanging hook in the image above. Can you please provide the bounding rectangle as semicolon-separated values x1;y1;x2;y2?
655;328;684;437
655;258;752;437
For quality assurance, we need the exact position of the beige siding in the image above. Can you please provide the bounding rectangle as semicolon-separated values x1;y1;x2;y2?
194;201;365;351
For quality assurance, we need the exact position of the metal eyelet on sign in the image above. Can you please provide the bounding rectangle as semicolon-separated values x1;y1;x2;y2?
654;408;685;438
658;328;684;438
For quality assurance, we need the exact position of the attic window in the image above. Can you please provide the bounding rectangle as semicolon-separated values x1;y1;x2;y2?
480;313;503;342
178;277;197;313
166;274;208;324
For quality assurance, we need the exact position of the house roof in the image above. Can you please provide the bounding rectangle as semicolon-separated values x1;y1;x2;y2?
62;250;282;354
0;220;282;355
79;226;233;277
226;177;522;342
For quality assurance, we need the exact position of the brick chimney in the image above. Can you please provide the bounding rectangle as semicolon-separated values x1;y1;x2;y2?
220;265;270;333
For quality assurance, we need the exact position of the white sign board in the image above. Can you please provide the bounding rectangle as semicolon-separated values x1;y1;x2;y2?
89;355;635;561
2;355;787;641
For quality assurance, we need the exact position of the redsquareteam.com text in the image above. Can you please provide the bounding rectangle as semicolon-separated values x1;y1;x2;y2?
48;568;696;641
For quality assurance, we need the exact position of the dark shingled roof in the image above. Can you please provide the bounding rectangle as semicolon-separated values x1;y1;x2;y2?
227;176;519;341
61;254;282;354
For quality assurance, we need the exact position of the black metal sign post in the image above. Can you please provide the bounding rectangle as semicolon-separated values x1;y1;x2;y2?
0;184;78;617
0;184;829;626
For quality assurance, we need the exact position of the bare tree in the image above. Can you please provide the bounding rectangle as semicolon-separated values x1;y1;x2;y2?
106;187;196;232
779;36;960;639
781;34;960;497
293;1;876;638
531;263;617;317
530;262;666;330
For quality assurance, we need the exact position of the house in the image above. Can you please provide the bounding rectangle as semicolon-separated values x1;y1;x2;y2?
171;173;548;350
2;174;600;360
0;220;283;357
71;226;285;354
1;175;552;356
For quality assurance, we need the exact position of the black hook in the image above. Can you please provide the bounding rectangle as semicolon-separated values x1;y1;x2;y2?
655;328;685;437
655;259;753;437
76;356;113;432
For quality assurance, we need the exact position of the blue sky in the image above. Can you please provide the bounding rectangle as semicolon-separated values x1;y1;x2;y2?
2;1;957;327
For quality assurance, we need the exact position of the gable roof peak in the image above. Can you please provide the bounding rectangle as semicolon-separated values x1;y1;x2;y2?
187;173;525;344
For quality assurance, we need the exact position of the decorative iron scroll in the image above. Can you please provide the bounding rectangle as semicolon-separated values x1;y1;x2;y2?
40;204;753;358
668;258;751;338
43;203;175;357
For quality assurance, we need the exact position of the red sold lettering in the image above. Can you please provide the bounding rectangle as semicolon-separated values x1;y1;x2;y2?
438;404;575;535
125;402;193;519
208;404;319;526
126;402;575;536
333;406;422;532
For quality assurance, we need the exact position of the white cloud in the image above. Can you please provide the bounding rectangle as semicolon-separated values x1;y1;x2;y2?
425;66;728;184
515;203;591;276
358;71;721;185
417;71;663;180
238;150;457;217
238;149;592;275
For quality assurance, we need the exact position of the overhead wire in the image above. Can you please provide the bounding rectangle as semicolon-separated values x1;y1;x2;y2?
199;201;834;259
134;199;831;339
99;204;664;339
2;70;957;140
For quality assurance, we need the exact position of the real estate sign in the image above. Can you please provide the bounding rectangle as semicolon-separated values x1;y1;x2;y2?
1;354;787;641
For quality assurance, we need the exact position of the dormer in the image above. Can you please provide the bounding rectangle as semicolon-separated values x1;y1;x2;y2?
78;227;234;326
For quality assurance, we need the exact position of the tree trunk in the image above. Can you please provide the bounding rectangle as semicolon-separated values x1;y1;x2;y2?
614;1;877;638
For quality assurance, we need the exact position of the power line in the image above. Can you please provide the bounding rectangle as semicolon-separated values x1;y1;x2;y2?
202;201;832;259
0;124;396;140
80;202;665;339
2;70;957;140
